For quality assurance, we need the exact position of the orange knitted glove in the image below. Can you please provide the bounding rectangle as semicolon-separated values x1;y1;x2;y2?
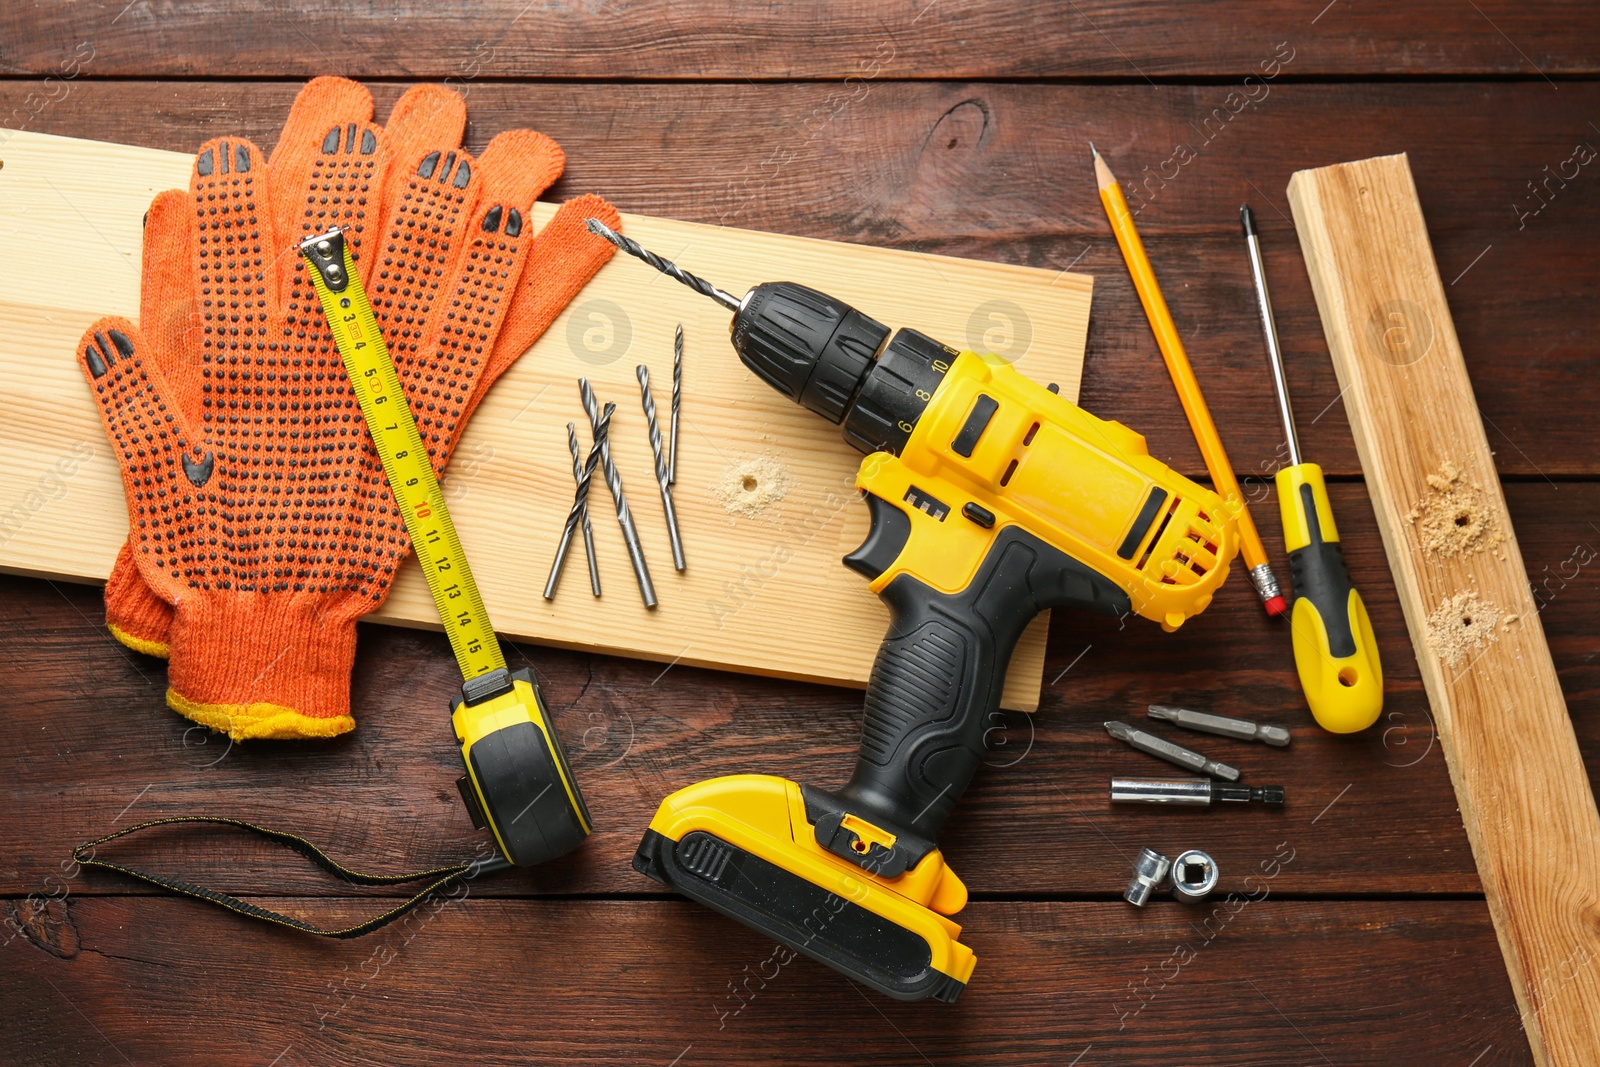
81;82;618;740
102;77;470;657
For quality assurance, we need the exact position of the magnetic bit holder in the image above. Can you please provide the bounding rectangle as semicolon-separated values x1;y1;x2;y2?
1170;849;1219;903
1109;777;1286;806
1124;847;1171;907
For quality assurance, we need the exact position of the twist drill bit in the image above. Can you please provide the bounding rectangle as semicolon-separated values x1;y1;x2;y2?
1147;704;1291;747
544;405;611;600
638;365;686;571
580;378;657;608
1104;720;1240;781
585;218;741;311
568;422;601;597
669;324;682;485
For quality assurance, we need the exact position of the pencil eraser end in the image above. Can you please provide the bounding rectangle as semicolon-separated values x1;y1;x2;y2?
1264;595;1289;617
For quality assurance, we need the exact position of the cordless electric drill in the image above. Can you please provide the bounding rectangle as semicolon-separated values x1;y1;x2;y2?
587;220;1240;1003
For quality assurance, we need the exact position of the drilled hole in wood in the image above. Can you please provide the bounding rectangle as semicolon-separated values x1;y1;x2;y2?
1425;591;1503;669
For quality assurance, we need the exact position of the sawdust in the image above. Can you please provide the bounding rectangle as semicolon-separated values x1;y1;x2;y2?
1424;591;1503;669
1408;459;1504;559
714;454;792;518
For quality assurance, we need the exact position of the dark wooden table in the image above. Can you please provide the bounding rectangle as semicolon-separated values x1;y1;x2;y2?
4;4;1598;1064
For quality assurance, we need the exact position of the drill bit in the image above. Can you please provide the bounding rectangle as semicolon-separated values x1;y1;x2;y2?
1104;720;1241;781
585;218;741;312
567;422;601;597
1147;704;1291;747
638;364;686;571
544;405;611;601
580;378;657;608
668;324;682;485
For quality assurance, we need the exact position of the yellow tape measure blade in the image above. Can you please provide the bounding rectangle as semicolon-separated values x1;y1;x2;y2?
299;228;506;680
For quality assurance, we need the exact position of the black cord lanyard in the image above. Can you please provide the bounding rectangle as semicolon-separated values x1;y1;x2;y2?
74;817;511;938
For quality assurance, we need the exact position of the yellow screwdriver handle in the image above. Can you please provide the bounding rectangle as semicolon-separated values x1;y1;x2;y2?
1276;463;1382;732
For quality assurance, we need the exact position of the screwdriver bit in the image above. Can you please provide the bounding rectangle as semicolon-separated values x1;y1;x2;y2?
1147;704;1291;747
1104;720;1241;781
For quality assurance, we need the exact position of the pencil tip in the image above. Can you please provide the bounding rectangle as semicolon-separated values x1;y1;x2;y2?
1089;141;1100;159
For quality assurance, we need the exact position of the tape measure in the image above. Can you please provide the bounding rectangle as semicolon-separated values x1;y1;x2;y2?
301;228;592;867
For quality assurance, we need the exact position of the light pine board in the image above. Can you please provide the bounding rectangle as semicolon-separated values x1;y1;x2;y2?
1289;153;1600;1067
0;129;1094;710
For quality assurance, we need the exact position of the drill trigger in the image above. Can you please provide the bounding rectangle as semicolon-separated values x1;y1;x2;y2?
843;492;912;581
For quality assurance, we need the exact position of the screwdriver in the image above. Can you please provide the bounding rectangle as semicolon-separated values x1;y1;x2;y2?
1241;204;1382;734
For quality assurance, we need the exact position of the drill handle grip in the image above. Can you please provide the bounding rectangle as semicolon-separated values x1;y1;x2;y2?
837;525;1132;849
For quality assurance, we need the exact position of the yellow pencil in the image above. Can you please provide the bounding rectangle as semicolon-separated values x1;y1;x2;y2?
1092;145;1286;616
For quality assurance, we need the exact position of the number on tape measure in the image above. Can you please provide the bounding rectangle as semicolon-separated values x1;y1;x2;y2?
299;227;506;681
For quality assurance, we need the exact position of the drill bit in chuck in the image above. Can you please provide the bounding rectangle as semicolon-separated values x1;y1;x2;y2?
1104;720;1240;781
638;364;686;571
544;405;611;600
580;378;657;608
585;218;741;312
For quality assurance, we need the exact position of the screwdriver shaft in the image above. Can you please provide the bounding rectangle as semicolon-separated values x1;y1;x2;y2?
1241;204;1301;466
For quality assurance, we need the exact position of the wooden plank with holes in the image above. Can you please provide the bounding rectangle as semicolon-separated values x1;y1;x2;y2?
0;129;1096;710
1288;152;1600;1067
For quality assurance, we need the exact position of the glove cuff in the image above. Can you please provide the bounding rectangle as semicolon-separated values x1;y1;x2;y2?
165;597;360;741
105;542;174;658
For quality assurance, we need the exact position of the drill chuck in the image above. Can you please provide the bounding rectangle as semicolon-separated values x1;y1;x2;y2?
583;218;955;457
736;281;959;456
733;281;886;423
